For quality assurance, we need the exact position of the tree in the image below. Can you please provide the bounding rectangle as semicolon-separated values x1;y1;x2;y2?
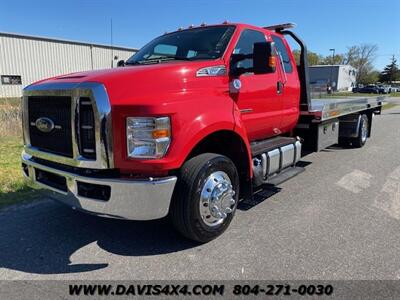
379;55;400;83
292;49;323;66
343;44;378;84
320;54;344;65
363;70;380;84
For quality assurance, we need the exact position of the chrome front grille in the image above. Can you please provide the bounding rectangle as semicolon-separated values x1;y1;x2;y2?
22;82;113;169
28;96;73;157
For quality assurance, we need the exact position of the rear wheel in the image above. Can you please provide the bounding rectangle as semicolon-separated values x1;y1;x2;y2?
170;153;239;243
351;114;369;148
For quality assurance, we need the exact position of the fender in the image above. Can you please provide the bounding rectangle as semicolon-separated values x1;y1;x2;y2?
180;122;253;178
113;95;253;178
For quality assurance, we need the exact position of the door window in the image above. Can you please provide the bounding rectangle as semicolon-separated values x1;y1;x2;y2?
272;35;293;73
233;29;266;70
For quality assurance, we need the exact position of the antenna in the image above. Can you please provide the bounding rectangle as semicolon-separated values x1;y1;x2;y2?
111;18;114;68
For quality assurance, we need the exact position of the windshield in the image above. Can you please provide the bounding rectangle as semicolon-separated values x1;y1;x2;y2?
126;25;235;65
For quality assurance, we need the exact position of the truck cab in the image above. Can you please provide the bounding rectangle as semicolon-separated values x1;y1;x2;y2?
21;22;383;242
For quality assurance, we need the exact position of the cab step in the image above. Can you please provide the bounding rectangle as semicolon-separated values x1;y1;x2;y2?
250;136;297;156
265;165;305;186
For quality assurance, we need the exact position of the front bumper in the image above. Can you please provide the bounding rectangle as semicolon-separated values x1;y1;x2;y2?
22;151;177;220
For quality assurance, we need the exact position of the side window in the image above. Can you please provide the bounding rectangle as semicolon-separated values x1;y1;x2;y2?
233;29;266;70
272;35;293;73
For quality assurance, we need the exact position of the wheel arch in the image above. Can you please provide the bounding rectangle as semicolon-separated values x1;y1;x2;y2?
184;129;252;199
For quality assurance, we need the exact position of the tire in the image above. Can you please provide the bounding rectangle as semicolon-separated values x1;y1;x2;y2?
170;153;239;243
351;114;369;148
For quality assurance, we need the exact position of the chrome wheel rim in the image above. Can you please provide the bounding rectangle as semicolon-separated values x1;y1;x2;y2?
199;171;236;227
361;119;368;143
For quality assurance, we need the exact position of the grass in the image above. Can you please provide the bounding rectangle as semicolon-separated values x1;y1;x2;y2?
382;102;399;110
0;97;22;137
0;98;40;208
0;136;40;208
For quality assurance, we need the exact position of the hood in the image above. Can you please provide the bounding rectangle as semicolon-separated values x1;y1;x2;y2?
33;60;226;105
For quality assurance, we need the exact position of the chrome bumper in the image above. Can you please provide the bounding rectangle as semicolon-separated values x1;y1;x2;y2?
22;152;177;220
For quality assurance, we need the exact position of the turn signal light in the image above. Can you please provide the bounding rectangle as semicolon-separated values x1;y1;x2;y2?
269;56;276;68
152;129;170;139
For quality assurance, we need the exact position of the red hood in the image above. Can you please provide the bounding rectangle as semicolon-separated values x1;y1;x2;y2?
33;60;226;105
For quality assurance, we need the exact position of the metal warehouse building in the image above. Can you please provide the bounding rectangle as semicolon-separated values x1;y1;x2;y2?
0;32;137;97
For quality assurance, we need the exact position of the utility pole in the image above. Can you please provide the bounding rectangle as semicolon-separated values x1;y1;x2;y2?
329;48;335;92
111;18;114;68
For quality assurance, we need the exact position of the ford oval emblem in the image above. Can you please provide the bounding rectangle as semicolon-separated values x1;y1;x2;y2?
35;117;55;133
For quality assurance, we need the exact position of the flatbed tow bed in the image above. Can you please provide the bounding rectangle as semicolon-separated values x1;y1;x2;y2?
295;96;385;152
305;96;386;122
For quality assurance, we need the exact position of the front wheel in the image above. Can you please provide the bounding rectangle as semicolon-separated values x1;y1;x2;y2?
170;153;239;243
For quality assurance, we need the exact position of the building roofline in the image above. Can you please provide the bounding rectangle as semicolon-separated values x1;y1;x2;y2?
310;64;353;68
0;31;138;52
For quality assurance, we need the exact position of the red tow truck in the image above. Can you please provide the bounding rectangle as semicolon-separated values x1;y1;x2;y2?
21;22;383;242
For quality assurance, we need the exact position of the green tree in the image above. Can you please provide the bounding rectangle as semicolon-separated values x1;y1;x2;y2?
362;70;380;84
379;55;400;83
320;54;344;65
292;49;323;66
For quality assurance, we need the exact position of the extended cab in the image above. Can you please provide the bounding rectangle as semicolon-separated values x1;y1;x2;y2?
21;23;383;242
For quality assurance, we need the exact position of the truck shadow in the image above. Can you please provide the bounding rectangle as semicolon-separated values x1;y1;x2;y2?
0;201;197;275
238;185;281;211
238;160;312;211
0;160;313;276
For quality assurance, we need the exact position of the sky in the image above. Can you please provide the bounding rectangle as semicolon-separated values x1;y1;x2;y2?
1;0;399;70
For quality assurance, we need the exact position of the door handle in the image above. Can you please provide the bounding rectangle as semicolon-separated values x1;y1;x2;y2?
277;81;283;94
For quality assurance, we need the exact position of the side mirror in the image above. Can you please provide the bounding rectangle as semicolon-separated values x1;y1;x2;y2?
117;60;125;67
230;41;276;76
253;42;276;74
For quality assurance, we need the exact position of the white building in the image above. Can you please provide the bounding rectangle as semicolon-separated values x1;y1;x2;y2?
309;65;357;92
0;32;137;97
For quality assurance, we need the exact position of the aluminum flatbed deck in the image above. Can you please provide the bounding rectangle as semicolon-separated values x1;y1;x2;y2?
302;96;386;122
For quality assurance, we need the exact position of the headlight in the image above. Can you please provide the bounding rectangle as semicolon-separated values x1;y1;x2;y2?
126;117;171;158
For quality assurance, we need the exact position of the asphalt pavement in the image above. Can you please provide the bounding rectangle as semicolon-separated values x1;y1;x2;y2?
1;104;400;280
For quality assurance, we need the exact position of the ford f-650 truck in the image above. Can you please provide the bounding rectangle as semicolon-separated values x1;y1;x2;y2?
21;22;383;242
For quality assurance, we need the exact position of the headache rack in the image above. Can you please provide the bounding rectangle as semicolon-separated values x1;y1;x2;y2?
263;23;296;32
264;22;311;112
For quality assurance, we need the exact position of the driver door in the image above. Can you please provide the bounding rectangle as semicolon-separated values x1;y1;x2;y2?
230;29;283;141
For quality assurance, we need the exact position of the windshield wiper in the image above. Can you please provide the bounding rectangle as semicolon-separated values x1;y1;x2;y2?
158;55;191;61
129;56;192;65
124;61;143;65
